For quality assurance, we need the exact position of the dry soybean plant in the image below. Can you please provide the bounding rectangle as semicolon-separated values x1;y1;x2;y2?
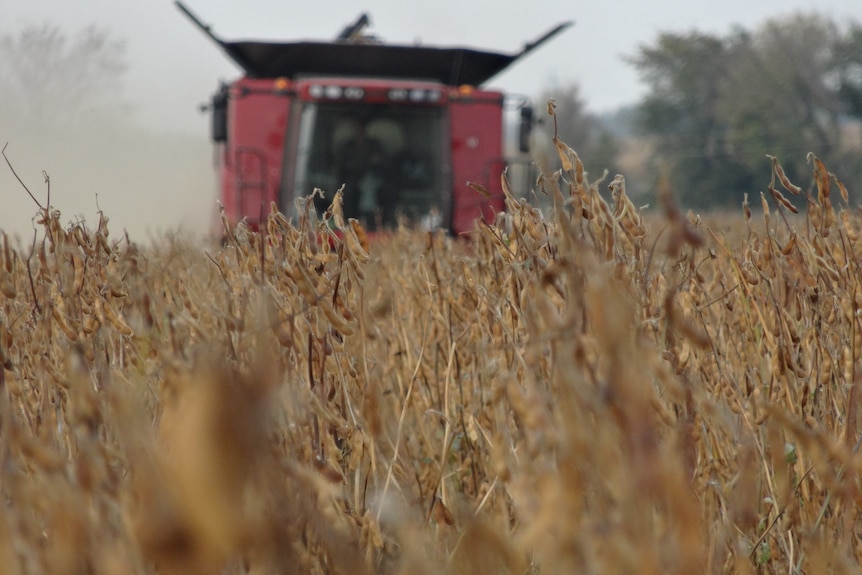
0;132;861;574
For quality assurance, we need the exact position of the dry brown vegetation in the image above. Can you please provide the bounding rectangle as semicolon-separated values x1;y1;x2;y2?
1;133;861;574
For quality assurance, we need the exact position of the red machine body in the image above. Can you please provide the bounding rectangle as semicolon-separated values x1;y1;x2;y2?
177;3;571;235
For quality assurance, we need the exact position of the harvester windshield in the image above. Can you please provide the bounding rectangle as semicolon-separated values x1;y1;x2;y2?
289;102;447;230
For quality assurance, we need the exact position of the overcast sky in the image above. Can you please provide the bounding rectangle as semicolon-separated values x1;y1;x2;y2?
6;0;861;136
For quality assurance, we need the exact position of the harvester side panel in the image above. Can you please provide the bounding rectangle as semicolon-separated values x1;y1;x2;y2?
449;93;506;235
224;78;292;227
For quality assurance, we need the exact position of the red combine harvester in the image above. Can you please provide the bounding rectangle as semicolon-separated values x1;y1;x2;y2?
176;2;571;235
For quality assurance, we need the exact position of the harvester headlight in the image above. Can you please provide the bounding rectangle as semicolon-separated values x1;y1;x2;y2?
324;85;343;99
388;88;408;101
309;84;325;99
344;87;364;100
409;89;427;102
426;90;442;102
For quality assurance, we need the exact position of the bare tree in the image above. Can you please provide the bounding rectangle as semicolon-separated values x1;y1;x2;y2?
0;23;127;127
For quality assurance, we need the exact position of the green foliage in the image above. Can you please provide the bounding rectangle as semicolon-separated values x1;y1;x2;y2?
834;23;862;118
630;13;862;208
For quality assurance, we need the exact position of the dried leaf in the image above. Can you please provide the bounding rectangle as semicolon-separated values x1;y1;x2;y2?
769;186;798;214
831;172;849;203
767;154;802;195
807;152;831;203
348;218;369;255
553;137;573;172
467;181;491;199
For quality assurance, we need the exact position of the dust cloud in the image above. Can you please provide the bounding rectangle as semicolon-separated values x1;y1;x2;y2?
1;116;217;246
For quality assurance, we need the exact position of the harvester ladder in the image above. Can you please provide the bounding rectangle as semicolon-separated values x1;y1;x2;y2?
234;147;268;220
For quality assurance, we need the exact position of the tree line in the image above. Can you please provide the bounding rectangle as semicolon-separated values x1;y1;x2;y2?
538;13;862;209
629;13;862;208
